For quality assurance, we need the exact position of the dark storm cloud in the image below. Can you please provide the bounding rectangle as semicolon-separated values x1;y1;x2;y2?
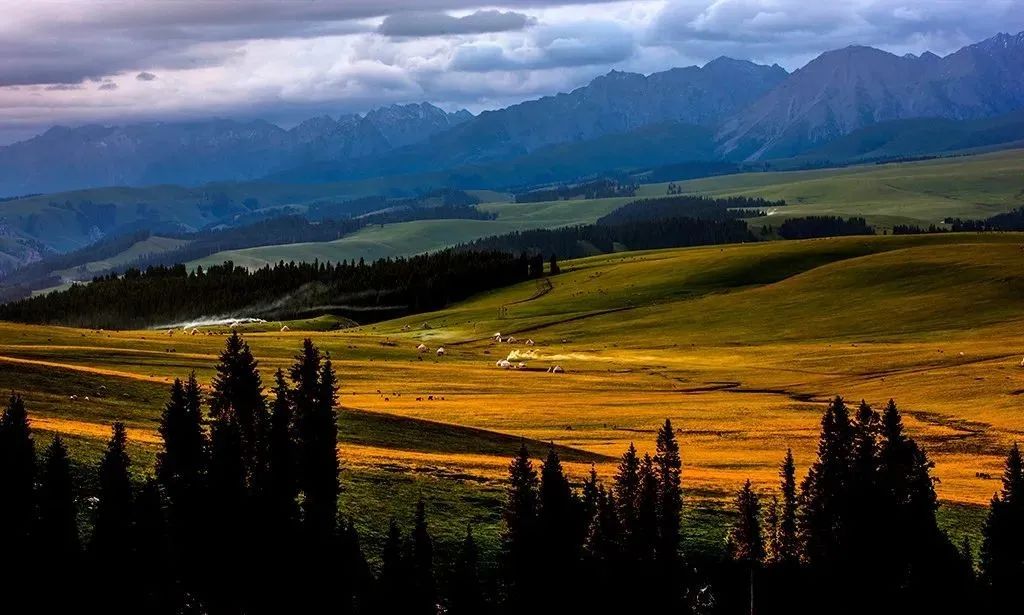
0;1;611;86
136;72;158;81
378;10;537;37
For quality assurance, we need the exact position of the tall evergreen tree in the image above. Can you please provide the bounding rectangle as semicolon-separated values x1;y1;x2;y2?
267;369;298;527
655;419;683;566
777;449;799;565
635;452;660;562
0;393;35;560
378;518;411;613
800;396;853;569
208;332;267;486
38;436;79;560
847;400;881;576
91;422;135;612
501;442;539;606
135;477;173;615
539;446;582;563
290;339;340;539
410;499;436;615
450;526;485;615
980;443;1024;607
764;494;781;565
727;480;765;564
614;442;641;553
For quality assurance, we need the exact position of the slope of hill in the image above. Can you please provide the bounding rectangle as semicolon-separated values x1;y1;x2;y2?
791;110;1024;163
642;149;1024;228
190;196;632;269
717;32;1024;160
0;103;472;195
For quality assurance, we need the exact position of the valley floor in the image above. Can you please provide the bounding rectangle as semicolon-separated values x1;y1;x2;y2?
3;233;1023;548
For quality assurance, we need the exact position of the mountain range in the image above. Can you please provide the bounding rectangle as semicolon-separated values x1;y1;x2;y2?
1;31;1022;197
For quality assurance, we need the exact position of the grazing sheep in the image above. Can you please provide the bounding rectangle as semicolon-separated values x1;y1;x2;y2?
436;347;446;356
417;343;429;353
69;395;77;400
958;351;965;357
280;325;290;332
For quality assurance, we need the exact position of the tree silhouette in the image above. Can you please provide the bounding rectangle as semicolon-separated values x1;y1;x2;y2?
0;393;35;563
90;422;134;612
655;419;683;566
410;499;436;615
450;526;485;615
38;435;79;560
727;480;764;564
980;443;1024;608
501;442;539;607
800;396;853;569
777;449;799;565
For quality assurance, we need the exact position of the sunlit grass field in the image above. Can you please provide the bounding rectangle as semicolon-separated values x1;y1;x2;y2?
4;233;1024;552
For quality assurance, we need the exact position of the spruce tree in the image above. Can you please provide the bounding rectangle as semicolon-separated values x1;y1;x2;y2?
379;518;411;613
635;452;660;562
777;450;799;565
980;443;1024;607
0;393;35;558
411;499;436;615
450;526;484;615
501;442;539;606
764;494;780;565
848;400;881;576
208;332;267;486
267;369;298;528
290;339;340;539
135;477;172;615
654;419;683;566
37;435;80;612
614;442;640;553
799;396;852;569
581;464;600;532
38;436;79;560
727;480;765;564
539;446;581;564
91;422;135;611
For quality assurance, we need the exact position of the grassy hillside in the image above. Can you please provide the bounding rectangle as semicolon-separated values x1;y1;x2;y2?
641;149;1024;228
191;197;632;269
5;233;1023;553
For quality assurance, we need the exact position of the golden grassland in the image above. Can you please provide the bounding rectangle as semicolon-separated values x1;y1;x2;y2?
3;233;1024;521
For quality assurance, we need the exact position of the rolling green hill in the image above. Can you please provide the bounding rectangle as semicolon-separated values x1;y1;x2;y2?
190;197;632;269
641;149;1024;229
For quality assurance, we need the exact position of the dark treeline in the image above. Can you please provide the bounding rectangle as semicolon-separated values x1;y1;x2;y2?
777;216;876;239
360;203;496;226
596;194;785;226
0;249;534;329
459;217;755;260
892;224;950;235
514;178;637;203
2;340;1022;614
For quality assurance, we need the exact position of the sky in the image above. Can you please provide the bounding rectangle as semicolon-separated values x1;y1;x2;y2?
0;0;1021;144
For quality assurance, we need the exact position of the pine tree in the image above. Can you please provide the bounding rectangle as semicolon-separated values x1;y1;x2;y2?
727;480;765;564
207;413;247;612
38;436;79;560
0;393;35;558
410;499;436;615
581;464;600;531
450;526;485;615
290;339;339;539
208;332;267;487
539;446;581;563
135;477;173;615
635;453;660;562
338;518;372;614
777;450;799;565
847;400;881;576
501;442;539;606
655;419;683;566
980;443;1024;607
379;518;411;613
614;442;641;553
764;494;781;565
37;435;80;611
267;369;298;528
549;253;561;275
799;396;852;569
91;422;134;610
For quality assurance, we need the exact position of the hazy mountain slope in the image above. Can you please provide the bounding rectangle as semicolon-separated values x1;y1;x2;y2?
0;103;470;195
718;32;1024;160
